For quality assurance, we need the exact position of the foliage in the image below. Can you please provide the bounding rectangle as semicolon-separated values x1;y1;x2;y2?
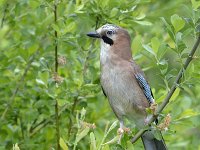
1;0;200;150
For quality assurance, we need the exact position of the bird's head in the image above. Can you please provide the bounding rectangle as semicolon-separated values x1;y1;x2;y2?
87;24;132;61
87;24;131;46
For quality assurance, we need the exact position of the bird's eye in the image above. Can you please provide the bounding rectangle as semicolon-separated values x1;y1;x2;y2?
106;30;114;36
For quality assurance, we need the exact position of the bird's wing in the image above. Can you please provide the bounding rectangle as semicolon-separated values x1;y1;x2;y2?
134;73;154;104
135;73;158;124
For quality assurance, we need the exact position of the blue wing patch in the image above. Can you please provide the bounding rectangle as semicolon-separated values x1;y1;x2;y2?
135;73;154;104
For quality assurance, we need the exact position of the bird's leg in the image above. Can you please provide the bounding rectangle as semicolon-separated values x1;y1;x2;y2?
144;116;151;126
117;121;124;144
117;121;131;144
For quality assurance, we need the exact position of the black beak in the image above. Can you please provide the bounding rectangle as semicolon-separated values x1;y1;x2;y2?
87;32;100;38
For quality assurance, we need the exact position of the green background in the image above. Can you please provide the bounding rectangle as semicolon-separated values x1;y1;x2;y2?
1;0;200;149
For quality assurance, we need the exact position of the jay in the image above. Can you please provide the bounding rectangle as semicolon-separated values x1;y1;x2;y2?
87;24;167;150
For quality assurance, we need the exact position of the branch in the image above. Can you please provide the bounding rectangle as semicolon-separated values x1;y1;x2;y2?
54;0;60;150
67;97;78;138
131;35;200;143
29;104;68;137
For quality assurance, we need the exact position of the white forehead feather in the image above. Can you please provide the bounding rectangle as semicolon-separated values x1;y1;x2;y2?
102;24;120;30
97;24;120;33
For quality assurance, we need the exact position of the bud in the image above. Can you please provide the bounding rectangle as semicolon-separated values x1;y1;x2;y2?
81;121;96;129
58;56;66;65
157;114;171;131
52;73;64;84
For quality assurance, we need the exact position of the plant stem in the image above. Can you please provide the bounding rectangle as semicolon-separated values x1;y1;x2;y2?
131;35;200;143
67;97;78;138
54;1;60;150
29;104;68;137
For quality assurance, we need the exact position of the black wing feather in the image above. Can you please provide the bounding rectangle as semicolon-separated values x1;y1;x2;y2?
135;73;154;104
135;73;158;124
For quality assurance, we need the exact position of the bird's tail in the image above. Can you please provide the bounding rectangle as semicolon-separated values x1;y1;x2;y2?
141;130;167;150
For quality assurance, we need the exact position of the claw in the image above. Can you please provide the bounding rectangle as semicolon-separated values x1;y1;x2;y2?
150;102;158;114
117;127;124;135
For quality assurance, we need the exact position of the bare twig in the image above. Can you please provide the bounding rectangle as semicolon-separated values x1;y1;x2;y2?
30;119;51;137
131;35;200;143
54;0;60;149
67;97;78;138
29;104;68;137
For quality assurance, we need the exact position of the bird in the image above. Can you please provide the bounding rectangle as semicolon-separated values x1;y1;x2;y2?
87;24;167;150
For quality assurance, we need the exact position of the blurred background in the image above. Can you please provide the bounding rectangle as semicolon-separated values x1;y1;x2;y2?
1;0;200;149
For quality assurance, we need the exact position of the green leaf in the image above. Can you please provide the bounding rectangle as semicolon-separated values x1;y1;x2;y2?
176;109;200;121
171;14;185;33
153;130;162;141
195;24;200;33
13;143;20;150
107;120;118;133
157;44;167;60
80;107;86;120
134;20;152;26
131;34;142;54
191;0;200;10
36;79;46;87
60;138;69;150
112;144;125;150
102;145;110;150
151;37;160;53
75;127;90;144
75;4;85;13
126;141;135;149
136;14;146;20
110;8;119;18
90;132;97;150
142;44;156;56
51;23;60;32
160;17;175;41
102;136;119;145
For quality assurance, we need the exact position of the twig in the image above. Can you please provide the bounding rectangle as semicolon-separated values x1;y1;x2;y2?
30;119;51;137
19;116;25;140
67;97;78;138
131;35;200;143
1;51;39;120
54;0;60;150
29;104;68;137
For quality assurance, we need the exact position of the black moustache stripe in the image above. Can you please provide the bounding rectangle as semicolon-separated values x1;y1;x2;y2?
102;35;114;46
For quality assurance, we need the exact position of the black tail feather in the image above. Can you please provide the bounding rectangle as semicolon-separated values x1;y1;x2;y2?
141;131;167;150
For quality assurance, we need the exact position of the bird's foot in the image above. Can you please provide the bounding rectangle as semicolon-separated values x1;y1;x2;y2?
123;127;131;133
117;127;130;135
117;127;131;144
144;116;151;126
117;127;124;135
150;102;158;114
